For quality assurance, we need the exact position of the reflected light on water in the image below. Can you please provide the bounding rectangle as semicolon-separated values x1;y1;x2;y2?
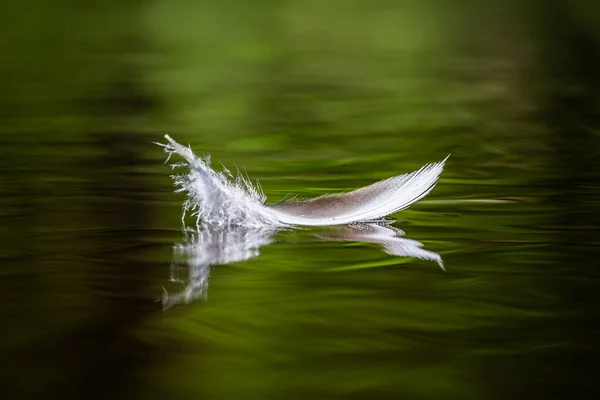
162;223;443;309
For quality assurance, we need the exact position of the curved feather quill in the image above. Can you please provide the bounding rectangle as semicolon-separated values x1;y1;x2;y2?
157;135;448;228
268;155;449;226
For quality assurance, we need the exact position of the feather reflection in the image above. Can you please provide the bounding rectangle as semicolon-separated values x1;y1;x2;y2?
162;223;443;309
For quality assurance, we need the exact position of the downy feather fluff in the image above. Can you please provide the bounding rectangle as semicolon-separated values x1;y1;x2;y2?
157;135;448;228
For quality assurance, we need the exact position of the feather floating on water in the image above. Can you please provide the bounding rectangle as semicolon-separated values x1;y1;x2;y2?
157;135;448;228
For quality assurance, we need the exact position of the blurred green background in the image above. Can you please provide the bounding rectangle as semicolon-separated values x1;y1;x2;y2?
1;0;600;399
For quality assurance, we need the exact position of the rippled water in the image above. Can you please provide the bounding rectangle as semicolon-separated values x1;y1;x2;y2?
2;1;600;399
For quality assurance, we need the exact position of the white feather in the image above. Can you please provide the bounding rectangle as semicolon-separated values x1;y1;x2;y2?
157;135;279;228
157;135;448;228
268;155;449;226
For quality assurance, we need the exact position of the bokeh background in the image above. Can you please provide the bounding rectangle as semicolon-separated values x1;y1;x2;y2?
1;0;600;398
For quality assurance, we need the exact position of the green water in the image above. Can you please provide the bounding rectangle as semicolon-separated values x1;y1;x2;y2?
2;1;600;399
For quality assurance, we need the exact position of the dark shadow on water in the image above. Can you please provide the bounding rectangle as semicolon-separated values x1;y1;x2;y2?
162;223;444;309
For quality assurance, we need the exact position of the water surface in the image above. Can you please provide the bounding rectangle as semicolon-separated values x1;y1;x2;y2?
1;1;600;399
